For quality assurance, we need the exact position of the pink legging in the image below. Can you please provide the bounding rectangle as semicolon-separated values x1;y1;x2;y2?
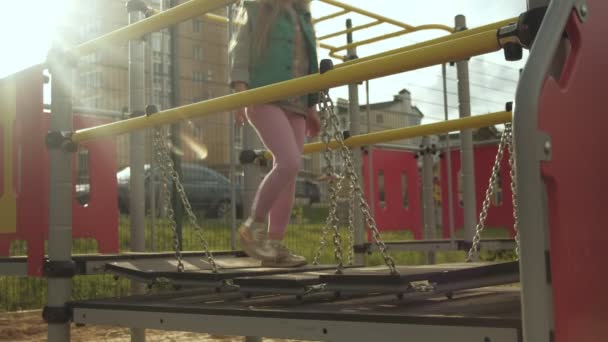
247;104;306;240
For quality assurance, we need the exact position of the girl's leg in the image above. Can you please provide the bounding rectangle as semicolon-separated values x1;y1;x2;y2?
247;105;303;224
267;111;306;240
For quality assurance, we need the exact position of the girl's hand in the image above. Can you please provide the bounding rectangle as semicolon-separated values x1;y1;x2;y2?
233;81;249;126
235;107;247;126
306;107;321;137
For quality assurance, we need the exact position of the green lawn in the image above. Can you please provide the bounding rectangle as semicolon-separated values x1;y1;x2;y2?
0;209;516;312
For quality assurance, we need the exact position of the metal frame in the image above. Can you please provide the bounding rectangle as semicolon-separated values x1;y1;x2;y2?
5;0;582;340
70;31;507;143
71;307;520;342
314;0;454;60
72;306;520;342
515;0;576;341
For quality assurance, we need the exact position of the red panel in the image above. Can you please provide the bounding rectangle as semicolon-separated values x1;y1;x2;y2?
440;145;515;238
72;116;119;254
0;67;119;275
362;149;422;239
538;5;608;341
15;67;46;275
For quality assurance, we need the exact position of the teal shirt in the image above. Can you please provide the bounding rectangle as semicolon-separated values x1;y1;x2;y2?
230;1;320;109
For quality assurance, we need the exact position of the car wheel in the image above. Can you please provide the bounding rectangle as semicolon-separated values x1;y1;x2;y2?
215;200;230;220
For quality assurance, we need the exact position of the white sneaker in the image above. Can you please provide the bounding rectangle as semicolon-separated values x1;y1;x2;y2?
239;220;277;261
261;244;308;268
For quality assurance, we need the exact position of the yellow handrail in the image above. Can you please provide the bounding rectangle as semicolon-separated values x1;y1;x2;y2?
71;29;502;143
336;17;517;68
260;111;512;159
315;0;455;60
72;0;235;57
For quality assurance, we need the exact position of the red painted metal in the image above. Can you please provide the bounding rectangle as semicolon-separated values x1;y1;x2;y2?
440;145;516;238
0;67;119;276
538;5;608;341
362;148;423;238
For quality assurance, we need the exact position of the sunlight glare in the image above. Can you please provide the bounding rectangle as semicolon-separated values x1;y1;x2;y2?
0;0;69;78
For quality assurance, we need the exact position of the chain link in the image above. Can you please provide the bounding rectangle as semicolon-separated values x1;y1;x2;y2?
319;91;398;275
505;125;520;257
154;128;185;272
466;125;511;262
312;95;345;272
346;175;356;266
153;128;218;273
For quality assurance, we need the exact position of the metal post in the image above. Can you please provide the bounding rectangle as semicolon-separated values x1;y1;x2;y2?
46;46;75;342
241;111;262;342
346;19;365;266
421;136;437;264
127;2;147;341
170;0;183;250
442;63;456;249
228;4;237;250
365;80;374;219
454;15;477;252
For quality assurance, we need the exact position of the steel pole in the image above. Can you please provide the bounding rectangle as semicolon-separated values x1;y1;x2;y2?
455;15;477;253
421;136;437;264
346;19;365;266
127;2;147;341
46;46;75;342
442;63;456;249
228;4;237;250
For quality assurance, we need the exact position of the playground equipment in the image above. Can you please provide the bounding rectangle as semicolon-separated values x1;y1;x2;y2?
0;0;607;341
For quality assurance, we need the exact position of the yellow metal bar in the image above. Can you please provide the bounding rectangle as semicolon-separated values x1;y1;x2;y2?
329;29;411;53
313;9;350;24
203;12;229;24
336;17;517;68
71;29;502;143
0;77;17;234
72;0;235;57
299;111;512;156
318;20;382;41
319;0;415;30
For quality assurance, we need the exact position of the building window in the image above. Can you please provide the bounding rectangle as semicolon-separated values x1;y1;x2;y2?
193;45;203;61
193;71;204;86
153;62;163;74
376;114;384;124
192;19;203;32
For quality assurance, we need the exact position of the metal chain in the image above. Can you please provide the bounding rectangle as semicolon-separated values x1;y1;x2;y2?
466;125;510;262
153;128;219;273
312;97;344;270
505;125;520;258
346;175;356;265
319;91;398;275
153;128;185;272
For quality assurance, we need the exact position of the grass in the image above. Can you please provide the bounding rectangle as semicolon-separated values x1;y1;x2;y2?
0;207;515;312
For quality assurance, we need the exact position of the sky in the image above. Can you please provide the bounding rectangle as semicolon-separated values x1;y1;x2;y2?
0;0;528;124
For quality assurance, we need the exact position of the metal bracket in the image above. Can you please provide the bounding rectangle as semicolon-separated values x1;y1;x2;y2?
43;260;77;278
42;306;71;324
45;131;77;153
497;6;548;61
575;1;588;23
126;0;149;13
239;149;268;166
145;104;159;117
353;243;371;254
537;131;552;161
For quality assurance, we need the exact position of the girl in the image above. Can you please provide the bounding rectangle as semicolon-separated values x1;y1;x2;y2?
230;0;321;267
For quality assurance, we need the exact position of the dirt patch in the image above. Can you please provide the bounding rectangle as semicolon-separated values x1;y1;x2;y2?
0;311;310;342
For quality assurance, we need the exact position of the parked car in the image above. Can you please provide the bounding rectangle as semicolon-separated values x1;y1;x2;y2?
117;163;243;218
295;179;321;205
